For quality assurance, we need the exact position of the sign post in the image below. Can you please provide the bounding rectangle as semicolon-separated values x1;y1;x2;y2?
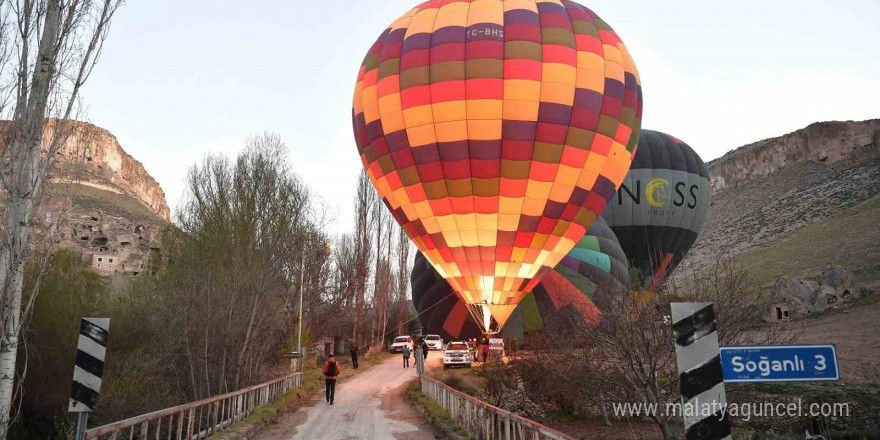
719;345;839;383
671;302;731;440
68;317;110;440
670;303;842;439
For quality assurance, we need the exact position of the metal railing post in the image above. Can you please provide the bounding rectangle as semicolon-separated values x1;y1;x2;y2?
85;372;303;440
418;376;575;440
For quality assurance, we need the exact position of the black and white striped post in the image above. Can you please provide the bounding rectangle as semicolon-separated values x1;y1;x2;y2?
671;303;731;440
68;317;110;440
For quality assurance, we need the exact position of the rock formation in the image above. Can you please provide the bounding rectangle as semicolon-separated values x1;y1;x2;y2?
678;119;880;277
707;119;880;193
1;120;169;276
769;265;860;321
37;120;170;220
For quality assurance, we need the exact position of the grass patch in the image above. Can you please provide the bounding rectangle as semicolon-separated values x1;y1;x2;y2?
404;382;468;438
748;382;880;408
735;196;880;289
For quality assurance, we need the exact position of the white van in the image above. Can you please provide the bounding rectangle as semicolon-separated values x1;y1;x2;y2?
390;335;413;353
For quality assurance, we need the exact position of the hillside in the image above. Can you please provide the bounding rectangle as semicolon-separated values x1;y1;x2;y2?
678;119;880;287
1;120;169;276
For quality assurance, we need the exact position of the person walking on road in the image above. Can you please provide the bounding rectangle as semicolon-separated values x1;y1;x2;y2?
402;344;411;369
481;340;489;363
322;354;341;405
421;339;430;360
350;344;359;369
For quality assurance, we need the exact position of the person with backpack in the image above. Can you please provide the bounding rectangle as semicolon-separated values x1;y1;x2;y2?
402;344;411;369
421;339;430;360
322;354;341;405
349;344;359;369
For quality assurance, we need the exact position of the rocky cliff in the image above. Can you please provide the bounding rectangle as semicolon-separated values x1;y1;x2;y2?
679;118;880;284
1;120;169;276
707;119;880;193
42;121;170;220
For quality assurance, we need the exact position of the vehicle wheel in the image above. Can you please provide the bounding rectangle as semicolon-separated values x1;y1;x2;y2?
443;364;449;370
466;362;472;368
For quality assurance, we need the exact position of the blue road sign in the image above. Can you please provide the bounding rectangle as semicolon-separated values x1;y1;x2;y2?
719;345;839;383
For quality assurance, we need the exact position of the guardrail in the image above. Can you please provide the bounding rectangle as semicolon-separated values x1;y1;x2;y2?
86;372;303;440
420;376;575;440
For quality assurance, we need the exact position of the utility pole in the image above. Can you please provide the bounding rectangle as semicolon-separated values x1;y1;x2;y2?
296;248;305;372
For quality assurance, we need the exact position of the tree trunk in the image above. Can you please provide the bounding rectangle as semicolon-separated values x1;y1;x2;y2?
0;2;64;433
656;418;677;440
599;391;611;426
234;296;261;388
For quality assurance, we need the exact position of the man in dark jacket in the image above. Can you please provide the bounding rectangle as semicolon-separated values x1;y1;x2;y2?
421;340;430;360
349;344;359;369
322;354;341;404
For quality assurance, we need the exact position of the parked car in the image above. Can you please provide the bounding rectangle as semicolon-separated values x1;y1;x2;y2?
389;335;413;353
443;341;472;369
424;334;443;350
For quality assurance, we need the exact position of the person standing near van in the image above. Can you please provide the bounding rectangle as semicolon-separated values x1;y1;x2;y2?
322;354;341;405
421;339;430;360
402;344;411;369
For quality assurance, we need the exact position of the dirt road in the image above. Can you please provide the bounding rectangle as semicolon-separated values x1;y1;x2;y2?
255;354;442;440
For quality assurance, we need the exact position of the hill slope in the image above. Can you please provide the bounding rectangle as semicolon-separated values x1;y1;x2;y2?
678;119;880;286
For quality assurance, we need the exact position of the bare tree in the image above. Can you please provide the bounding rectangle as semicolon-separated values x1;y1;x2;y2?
519;257;795;440
351;172;372;347
368;189;385;347
0;0;122;435
378;210;394;347
395;225;410;334
159;133;328;395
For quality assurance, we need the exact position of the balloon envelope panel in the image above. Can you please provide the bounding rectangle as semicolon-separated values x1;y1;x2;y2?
601;130;711;284
354;0;643;327
410;217;629;339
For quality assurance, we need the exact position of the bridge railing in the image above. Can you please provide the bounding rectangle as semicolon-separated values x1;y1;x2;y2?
420;376;575;440
86;371;303;440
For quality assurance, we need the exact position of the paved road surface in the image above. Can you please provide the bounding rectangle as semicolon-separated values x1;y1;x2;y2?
255;354;442;440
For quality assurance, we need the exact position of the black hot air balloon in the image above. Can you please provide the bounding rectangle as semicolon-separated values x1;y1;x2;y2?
601;130;711;291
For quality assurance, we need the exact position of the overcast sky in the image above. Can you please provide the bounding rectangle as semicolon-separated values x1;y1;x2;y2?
83;0;880;233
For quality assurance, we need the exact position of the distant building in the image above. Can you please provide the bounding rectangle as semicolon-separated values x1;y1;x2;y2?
89;253;118;275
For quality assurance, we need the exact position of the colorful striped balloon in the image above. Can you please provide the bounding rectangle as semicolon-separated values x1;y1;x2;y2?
411;217;630;340
353;0;642;331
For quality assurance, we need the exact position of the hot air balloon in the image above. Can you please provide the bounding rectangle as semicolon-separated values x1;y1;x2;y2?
353;0;643;333
411;217;630;340
601;130;711;291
